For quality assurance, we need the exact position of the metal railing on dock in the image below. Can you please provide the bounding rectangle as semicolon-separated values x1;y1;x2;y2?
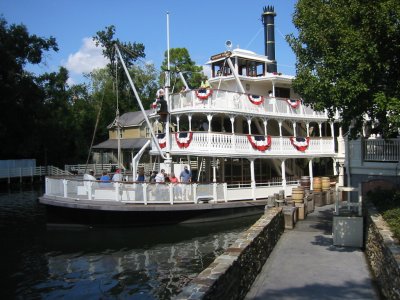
0;166;70;183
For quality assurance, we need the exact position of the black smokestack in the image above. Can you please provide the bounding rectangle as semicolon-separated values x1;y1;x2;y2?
262;5;277;73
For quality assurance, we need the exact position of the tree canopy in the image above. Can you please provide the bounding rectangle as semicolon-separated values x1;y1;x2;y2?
0;16;203;166
287;0;400;137
0;17;58;160
160;47;203;92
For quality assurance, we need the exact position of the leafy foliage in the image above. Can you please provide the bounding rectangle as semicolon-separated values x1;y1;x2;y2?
287;0;400;137
0;17;58;161
160;48;203;92
368;189;400;240
0;17;199;167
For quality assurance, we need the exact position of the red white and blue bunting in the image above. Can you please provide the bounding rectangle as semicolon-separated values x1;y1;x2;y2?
247;135;272;151
248;94;264;105
175;132;193;149
290;136;310;151
157;133;166;149
196;89;213;100
287;99;301;109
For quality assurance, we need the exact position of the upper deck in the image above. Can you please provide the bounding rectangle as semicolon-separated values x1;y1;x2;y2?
168;89;332;122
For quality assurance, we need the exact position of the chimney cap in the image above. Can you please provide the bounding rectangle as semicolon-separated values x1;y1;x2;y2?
262;5;276;16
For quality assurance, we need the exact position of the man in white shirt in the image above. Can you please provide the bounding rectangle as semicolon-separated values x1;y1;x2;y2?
155;169;166;183
112;169;123;181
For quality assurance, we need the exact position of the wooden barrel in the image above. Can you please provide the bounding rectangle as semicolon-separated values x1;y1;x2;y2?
292;187;305;203
300;176;311;191
322;177;330;191
313;177;322;192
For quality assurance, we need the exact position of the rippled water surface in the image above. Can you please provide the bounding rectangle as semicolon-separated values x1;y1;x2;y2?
0;185;260;299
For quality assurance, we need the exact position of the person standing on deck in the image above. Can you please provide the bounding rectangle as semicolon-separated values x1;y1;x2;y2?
180;166;192;200
136;167;145;182
112;169;123;181
155;169;167;201
99;171;111;188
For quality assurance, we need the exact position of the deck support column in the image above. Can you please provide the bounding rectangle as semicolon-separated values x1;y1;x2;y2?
281;159;286;190
247;117;252;135
263;119;268;135
176;115;180;132
330;122;335;152
308;159;314;190
230;115;236;151
212;157;217;183
306;122;310;137
292;122;297;137
319;122;323;152
249;158;256;200
188;114;192;132
278;120;283;152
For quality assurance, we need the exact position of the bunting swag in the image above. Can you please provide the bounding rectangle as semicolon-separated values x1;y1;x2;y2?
287;99;300;108
175;132;193;149
247;135;272;151
157;133;166;149
196;89;213;100
290;137;310;151
248;94;264;105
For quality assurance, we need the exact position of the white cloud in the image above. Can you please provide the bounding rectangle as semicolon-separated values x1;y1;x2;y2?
202;64;211;78
65;37;108;75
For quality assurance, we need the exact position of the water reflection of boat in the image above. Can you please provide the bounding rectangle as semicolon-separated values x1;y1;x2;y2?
39;216;258;299
39;6;340;226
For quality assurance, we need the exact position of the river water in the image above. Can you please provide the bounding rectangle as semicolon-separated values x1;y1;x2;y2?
0;185;260;299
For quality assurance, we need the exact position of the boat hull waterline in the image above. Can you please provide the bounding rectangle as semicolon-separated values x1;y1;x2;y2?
39;195;268;226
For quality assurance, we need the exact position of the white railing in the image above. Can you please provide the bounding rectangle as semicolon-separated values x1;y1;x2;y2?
364;138;400;162
65;163;119;174
44;177;300;205
168;89;328;120
0;165;70;180
153;133;335;157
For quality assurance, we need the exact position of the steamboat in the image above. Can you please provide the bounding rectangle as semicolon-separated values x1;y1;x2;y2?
39;6;343;226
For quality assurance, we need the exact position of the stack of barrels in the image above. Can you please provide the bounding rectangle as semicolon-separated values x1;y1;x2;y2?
313;177;322;192
321;177;331;192
292;186;305;203
300;176;311;192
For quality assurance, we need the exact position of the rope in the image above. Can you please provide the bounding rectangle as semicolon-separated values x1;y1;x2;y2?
84;87;106;175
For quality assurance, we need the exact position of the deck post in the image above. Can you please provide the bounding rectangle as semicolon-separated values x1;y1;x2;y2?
223;183;228;202
281;159;286;189
88;181;93;200
193;183;198;204
63;179;68;198
250;159;256;200
143;183;148;205
308;159;314;190
115;182;120;202
169;183;174;205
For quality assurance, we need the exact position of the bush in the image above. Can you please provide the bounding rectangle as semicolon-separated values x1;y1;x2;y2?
367;189;400;240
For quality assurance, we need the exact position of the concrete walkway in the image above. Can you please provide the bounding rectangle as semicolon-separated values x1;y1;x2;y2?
245;205;381;300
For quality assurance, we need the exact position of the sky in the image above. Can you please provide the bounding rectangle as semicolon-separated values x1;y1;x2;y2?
0;0;298;85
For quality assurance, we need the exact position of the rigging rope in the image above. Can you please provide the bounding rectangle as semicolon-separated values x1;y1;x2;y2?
84;86;106;175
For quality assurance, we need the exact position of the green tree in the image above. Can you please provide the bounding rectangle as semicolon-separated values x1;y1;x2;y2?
286;0;400;136
87;63;158;139
0;17;58;160
160;48;203;93
93;26;147;113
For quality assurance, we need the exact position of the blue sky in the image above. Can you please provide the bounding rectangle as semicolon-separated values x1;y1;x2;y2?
0;0;298;84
